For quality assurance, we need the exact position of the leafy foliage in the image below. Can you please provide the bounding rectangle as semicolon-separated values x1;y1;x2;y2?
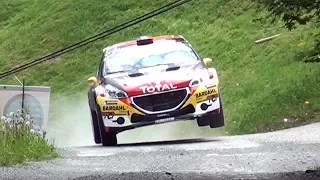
255;0;320;30
255;0;320;62
302;39;320;63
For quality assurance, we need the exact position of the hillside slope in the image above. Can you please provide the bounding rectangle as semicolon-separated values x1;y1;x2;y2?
0;0;319;137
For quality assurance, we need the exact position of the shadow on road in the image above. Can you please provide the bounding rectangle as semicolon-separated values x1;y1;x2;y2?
78;137;220;148
72;171;320;180
117;137;220;147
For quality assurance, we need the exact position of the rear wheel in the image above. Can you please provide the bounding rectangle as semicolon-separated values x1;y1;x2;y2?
95;104;118;146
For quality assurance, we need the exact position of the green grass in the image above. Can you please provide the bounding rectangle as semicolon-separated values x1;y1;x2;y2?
0;109;58;166
0;0;319;146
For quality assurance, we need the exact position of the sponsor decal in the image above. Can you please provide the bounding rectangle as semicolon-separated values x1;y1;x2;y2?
105;100;118;105
139;83;178;93
155;117;175;124
207;95;217;104
195;88;217;98
103;106;126;111
103;112;114;120
208;98;216;104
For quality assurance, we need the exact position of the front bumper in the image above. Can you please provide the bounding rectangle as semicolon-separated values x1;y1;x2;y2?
96;84;220;132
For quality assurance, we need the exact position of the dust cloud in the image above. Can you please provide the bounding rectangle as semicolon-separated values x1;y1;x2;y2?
46;95;94;148
46;94;225;148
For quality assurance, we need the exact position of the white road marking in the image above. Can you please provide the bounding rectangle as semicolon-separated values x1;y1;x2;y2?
77;153;115;157
206;152;276;157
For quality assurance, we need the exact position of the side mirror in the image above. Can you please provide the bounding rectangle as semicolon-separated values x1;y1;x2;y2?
87;76;99;87
203;58;213;67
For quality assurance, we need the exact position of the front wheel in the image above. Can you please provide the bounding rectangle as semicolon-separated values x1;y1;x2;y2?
90;109;102;144
196;97;225;128
101;132;117;146
209;98;225;128
95;104;118;146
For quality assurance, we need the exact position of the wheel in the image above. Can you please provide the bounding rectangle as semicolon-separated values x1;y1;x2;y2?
101;131;117;147
196;97;225;128
95;103;118;146
90;109;102;144
196;116;210;126
88;87;96;111
209;97;225;128
88;90;102;144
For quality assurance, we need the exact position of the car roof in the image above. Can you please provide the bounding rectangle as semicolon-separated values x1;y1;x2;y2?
103;35;186;53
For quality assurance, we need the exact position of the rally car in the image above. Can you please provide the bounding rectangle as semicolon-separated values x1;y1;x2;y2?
87;35;225;146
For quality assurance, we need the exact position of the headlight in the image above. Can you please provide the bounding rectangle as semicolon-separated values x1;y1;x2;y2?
189;77;204;87
104;84;128;98
189;71;217;88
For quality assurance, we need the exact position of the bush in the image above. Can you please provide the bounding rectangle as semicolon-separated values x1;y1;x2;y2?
0;108;58;166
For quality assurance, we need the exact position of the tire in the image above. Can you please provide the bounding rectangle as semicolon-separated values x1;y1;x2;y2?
88;87;96;111
90;109;102;144
209;97;225;128
95;103;118;146
101;131;117;147
196;97;225;128
197;117;210;127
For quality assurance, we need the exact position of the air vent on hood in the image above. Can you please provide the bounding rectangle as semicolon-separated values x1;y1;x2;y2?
128;72;144;77
166;66;180;72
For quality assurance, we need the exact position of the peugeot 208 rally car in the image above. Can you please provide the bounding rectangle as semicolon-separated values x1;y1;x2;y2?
87;35;225;146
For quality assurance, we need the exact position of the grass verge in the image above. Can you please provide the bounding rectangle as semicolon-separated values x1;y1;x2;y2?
0;0;319;139
0;109;58;166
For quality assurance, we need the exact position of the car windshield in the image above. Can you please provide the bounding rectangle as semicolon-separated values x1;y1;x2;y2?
103;40;199;74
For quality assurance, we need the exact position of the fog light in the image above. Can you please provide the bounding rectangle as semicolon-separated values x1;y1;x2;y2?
200;103;208;111
117;117;125;125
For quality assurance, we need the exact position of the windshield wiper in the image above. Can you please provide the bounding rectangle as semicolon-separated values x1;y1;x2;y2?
142;63;179;69
106;70;132;75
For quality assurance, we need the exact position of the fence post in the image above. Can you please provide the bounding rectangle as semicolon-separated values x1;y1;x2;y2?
22;79;25;111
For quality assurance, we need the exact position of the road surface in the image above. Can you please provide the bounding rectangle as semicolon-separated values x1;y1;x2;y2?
1;122;320;180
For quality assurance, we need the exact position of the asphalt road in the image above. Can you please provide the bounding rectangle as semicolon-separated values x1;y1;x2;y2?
1;122;320;180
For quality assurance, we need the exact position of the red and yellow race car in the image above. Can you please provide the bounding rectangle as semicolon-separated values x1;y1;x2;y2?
87;35;224;146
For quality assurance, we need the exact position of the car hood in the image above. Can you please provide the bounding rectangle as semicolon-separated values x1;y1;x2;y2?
104;61;209;96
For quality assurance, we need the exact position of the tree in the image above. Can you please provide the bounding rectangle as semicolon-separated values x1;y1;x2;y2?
256;0;320;30
256;0;320;62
